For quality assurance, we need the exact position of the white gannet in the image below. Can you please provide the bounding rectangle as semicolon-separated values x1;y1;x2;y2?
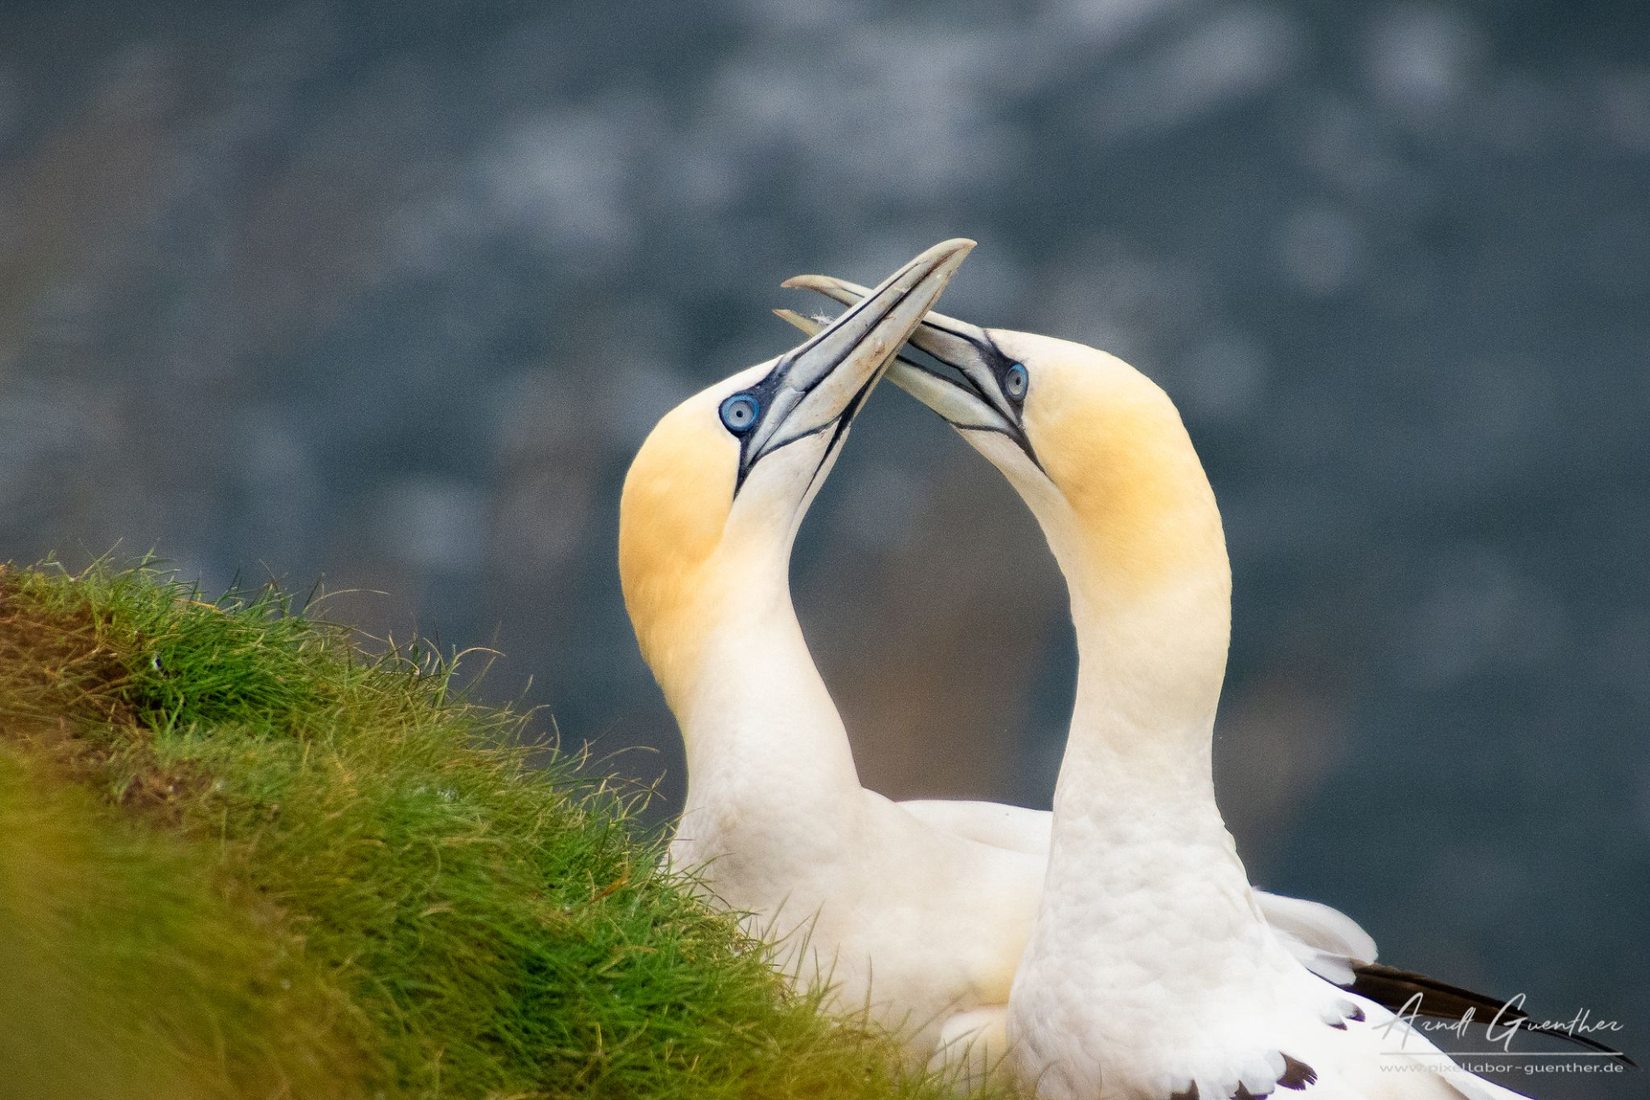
621;239;1047;1057
780;282;1545;1098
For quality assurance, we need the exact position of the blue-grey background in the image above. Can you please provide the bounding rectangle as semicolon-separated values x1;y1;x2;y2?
1;2;1645;1095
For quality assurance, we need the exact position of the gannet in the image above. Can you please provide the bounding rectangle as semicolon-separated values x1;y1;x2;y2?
779;283;1548;1098
620;239;1053;1059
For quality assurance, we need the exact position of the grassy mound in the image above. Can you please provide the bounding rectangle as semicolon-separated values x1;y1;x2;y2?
0;562;983;1100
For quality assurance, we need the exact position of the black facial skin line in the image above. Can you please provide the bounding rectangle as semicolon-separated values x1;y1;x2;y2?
801;363;880;497
900;334;1045;474
955;328;1027;413
729;274;927;494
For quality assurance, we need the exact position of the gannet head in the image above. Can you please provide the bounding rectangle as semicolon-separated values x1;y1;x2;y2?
620;239;974;713
779;279;1227;612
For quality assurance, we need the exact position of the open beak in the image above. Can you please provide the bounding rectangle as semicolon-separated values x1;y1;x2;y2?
735;239;974;488
777;273;1039;468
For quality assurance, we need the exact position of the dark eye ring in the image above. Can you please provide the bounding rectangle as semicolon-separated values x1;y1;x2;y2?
719;393;760;434
1004;362;1029;401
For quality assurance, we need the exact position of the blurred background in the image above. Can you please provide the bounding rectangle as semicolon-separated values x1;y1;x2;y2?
1;1;1645;1094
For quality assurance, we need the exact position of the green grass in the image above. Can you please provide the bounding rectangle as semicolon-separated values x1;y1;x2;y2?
0;561;993;1100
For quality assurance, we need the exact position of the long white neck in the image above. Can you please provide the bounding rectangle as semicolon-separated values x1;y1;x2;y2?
1056;567;1228;826
673;560;863;836
1031;461;1260;962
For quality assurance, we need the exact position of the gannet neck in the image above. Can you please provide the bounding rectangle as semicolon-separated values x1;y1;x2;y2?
1021;352;1258;951
620;420;863;835
674;555;863;818
1039;576;1248;931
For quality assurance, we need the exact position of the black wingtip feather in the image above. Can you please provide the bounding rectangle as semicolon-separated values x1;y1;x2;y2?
1350;963;1636;1066
1278;1053;1317;1089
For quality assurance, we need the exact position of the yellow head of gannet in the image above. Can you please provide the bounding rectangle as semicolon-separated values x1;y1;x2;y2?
621;240;974;724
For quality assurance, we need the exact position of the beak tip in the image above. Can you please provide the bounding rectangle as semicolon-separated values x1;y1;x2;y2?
934;238;977;269
924;238;977;276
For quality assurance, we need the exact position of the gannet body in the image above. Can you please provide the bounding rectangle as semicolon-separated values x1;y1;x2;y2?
779;283;1542;1097
976;334;1530;1099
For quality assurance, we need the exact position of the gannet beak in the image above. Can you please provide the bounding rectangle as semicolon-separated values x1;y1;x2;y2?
778;273;1040;469
734;239;975;490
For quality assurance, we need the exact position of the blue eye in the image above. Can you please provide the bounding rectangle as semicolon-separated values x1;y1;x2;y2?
1004;362;1029;401
719;393;760;434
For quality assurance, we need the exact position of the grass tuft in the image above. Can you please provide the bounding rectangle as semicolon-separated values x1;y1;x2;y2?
0;560;1001;1100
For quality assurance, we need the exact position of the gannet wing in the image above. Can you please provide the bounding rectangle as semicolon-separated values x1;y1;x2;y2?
1347;963;1634;1061
896;798;1051;855
1318;996;1535;1099
1160;968;1619;1098
1254;890;1379;984
1141;990;1534;1100
1262;905;1630;1060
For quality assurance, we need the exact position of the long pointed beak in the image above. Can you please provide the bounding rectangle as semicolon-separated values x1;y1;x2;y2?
737;239;974;484
777;273;1039;468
